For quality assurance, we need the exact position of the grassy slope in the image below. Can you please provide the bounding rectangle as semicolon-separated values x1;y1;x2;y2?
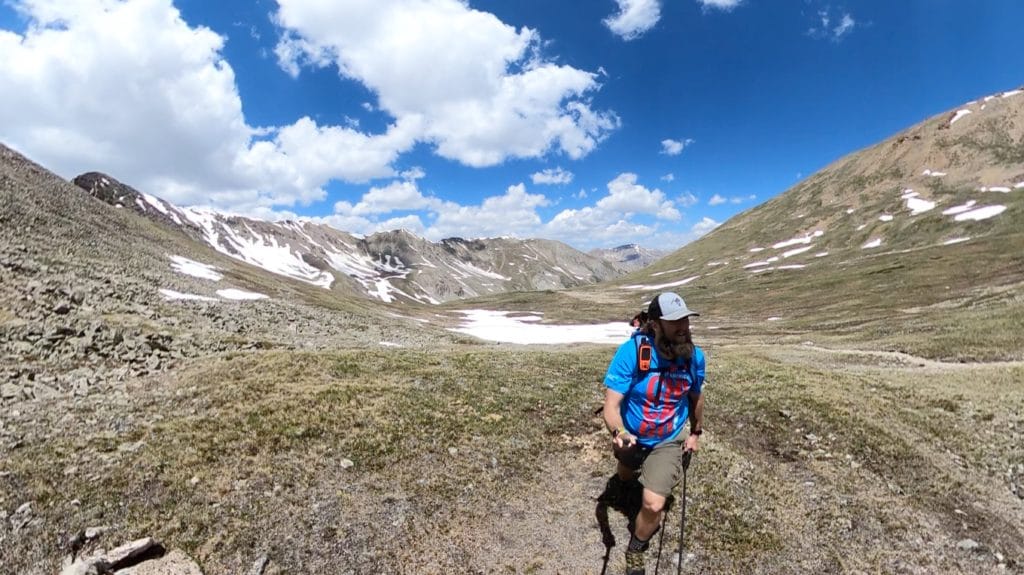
4;342;1022;574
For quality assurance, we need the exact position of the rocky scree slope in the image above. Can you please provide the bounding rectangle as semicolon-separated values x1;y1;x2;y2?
0;144;459;408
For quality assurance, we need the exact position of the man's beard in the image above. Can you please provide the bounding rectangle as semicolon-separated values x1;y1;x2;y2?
654;329;693;362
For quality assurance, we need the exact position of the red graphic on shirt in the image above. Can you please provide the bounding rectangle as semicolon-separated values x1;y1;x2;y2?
638;366;691;440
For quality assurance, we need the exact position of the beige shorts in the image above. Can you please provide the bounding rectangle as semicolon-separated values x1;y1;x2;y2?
614;435;686;497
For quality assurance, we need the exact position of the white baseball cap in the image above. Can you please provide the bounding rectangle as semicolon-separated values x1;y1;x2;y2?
648;292;700;321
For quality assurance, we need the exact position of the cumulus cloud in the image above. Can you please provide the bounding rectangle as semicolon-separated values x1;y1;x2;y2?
604;0;661;41
325;181;551;241
428;183;550;240
274;0;619;167
0;0;420;211
0;0;618;217
661;138;694;156
282;171;713;250
532;167;574;185
534;172;691;247
599;173;681;220
690;216;720;236
338;180;440;217
709;194;727;206
661;173;675;182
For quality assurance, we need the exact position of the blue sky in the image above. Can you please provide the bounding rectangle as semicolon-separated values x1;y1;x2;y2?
1;0;1022;251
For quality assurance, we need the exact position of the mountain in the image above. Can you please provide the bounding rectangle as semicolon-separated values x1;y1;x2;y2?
72;172;624;304
525;86;1023;361
4;89;1024;574
588;243;667;271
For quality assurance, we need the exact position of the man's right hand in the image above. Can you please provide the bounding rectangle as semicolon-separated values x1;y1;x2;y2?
613;431;636;449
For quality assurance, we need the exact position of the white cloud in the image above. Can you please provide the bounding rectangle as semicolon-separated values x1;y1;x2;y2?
661;173;675;182
427;183;550;240
274;0;619;168
0;0;424;212
709;193;754;206
833;13;856;39
341;180;441;216
604;0;662;41
808;8;857;41
532;167;574;185
0;0;619;219
698;0;742;11
691;216;720;235
678;192;699;207
600;173;681;220
400;167;426;180
661;138;694;156
313;173;710;251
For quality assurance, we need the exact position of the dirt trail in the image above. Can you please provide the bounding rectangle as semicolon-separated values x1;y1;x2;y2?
421;432;653;575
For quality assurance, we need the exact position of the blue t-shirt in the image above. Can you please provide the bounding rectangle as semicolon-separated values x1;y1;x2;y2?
603;334;706;447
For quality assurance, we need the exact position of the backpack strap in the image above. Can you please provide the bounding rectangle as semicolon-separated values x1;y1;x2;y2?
630;332;694;399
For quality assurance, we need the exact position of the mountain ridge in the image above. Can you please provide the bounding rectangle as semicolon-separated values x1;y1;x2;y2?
72;171;628;304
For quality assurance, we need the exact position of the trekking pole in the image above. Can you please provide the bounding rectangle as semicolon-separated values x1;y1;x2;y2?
653;499;669;575
677;450;693;575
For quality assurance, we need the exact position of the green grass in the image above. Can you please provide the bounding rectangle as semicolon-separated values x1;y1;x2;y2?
4;343;1023;573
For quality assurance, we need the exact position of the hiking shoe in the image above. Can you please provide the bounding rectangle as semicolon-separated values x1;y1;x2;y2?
624;549;646;575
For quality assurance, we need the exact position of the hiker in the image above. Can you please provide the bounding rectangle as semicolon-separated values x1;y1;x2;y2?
629;310;648;329
602;291;705;575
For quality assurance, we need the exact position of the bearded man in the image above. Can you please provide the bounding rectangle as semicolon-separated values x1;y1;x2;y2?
601;291;706;575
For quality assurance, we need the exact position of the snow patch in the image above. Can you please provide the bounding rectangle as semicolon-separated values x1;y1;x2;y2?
949;109;972;125
953;205;1006;221
772;230;823;250
942;201;976;215
622;276;701;290
904;196;936;215
159;289;217;302
943;237;970;245
217;288;268;300
169;255;223;281
651;266;688;277
862;238;882;249
782;246;812;258
449;310;630;345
